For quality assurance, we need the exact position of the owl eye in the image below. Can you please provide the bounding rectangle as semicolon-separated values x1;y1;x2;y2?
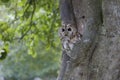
68;28;71;31
62;29;65;32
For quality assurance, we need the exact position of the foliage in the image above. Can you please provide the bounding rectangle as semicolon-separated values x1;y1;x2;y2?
0;0;61;79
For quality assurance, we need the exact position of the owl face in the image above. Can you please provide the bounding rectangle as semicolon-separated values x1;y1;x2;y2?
58;24;77;39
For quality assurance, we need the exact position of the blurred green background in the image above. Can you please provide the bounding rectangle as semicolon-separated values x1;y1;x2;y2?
0;0;61;80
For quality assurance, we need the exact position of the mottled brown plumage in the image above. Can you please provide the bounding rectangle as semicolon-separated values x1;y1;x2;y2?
58;23;81;52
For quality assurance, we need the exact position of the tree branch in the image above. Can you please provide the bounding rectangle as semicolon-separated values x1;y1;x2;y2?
20;0;36;40
59;0;75;24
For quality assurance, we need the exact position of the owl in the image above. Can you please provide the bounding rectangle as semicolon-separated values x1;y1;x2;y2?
58;23;80;52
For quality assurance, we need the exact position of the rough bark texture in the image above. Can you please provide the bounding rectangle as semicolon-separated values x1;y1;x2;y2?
90;0;120;80
57;0;120;80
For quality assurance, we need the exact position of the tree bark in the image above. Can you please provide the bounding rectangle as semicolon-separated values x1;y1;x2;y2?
57;0;120;80
88;0;120;80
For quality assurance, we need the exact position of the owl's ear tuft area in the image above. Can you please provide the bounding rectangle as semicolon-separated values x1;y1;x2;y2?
67;24;72;27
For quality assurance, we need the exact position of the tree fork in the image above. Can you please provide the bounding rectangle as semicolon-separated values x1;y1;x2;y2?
57;0;102;80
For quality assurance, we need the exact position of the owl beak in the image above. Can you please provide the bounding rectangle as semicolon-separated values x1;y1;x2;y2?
65;34;67;36
65;32;68;36
64;31;68;36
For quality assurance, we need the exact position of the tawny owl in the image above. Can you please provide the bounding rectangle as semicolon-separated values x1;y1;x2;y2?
58;23;80;52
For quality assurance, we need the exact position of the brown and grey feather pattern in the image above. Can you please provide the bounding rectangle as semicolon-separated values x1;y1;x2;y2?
58;23;81;54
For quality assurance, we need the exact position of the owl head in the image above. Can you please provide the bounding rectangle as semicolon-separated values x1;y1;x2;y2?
58;23;77;39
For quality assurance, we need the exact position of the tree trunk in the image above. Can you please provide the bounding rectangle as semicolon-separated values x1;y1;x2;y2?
57;0;120;80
